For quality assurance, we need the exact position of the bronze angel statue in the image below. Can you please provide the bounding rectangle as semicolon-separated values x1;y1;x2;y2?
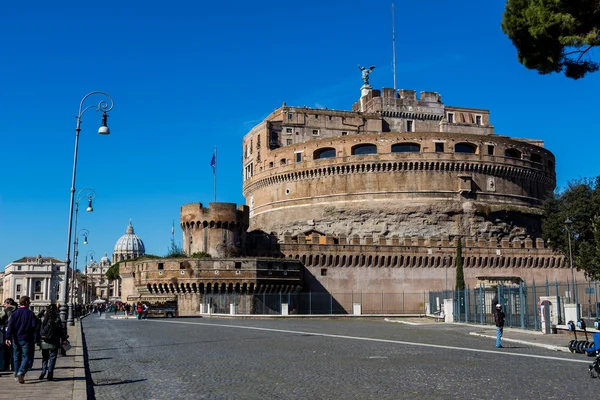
358;65;376;86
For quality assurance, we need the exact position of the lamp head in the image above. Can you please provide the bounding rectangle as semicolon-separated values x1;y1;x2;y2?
86;198;94;212
565;218;573;226
98;112;110;135
83;235;88;245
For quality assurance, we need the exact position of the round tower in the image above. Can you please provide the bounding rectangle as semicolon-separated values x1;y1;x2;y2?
180;202;249;257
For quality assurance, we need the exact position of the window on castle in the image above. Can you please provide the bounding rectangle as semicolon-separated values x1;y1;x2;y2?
487;145;494;155
476;115;482;125
505;148;521;159
286;139;292;146
351;144;377;155
531;153;542;163
158;263;164;270
406;120;414;132
288;113;293;120
321;268;327;276
313;147;336;159
455;143;477;154
295;152;302;163
392;143;420;153
312;129;320;136
280;158;287;165
235;262;241;269
435;143;444;153
286;128;292;133
16;284;21;292
341;131;348;136
447;113;454;123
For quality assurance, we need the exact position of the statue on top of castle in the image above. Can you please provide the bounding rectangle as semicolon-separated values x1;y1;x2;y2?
358;65;376;86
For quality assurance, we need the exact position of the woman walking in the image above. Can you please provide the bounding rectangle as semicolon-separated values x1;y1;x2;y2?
38;304;65;380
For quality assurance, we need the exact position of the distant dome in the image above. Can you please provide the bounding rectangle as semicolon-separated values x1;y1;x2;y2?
113;220;145;262
100;253;111;267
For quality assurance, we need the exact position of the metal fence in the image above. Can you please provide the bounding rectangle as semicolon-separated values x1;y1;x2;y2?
198;280;599;331
429;280;600;330
200;291;429;315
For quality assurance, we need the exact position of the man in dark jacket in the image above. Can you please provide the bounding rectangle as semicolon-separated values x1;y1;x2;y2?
1;298;17;371
494;303;506;348
5;296;37;383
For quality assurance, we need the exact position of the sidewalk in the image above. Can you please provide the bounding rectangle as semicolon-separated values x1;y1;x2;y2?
0;320;86;400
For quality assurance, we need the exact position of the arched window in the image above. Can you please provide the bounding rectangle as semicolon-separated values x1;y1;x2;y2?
313;147;336;160
392;143;420;153
35;280;41;292
505;148;522;159
530;153;542;163
455;143;477;154
351;144;377;155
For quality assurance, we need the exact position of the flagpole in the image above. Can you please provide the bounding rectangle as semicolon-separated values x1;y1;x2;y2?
213;147;217;203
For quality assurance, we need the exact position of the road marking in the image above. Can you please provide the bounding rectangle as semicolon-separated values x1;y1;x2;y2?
155;319;591;364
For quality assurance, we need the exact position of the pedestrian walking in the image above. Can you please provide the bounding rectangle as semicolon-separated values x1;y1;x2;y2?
494;303;505;348
142;303;149;319
136;302;143;320
38;304;66;381
5;296;38;383
1;298;17;371
125;303;131;319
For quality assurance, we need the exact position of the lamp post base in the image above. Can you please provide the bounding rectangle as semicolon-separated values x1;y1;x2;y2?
67;303;75;326
59;303;68;328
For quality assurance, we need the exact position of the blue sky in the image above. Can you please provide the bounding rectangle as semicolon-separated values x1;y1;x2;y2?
1;1;599;271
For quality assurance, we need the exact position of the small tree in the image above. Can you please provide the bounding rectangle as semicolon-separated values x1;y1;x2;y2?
455;238;465;291
166;239;186;258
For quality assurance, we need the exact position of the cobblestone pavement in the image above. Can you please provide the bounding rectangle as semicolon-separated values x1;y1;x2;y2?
83;316;598;399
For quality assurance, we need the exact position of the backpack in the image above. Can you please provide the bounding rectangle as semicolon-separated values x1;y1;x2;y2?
40;317;56;342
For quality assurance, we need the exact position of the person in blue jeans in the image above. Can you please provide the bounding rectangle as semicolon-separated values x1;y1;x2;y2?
494;303;505;348
5;296;37;383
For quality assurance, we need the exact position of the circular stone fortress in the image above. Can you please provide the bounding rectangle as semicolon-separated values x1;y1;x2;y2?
120;83;582;315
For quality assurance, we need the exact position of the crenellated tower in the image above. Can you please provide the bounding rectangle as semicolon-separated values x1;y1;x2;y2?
180;202;249;257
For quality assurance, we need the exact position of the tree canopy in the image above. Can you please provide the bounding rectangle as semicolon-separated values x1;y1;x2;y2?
501;0;600;79
542;177;600;279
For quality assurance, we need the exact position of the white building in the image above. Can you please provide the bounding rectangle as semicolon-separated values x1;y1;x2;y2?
2;255;67;311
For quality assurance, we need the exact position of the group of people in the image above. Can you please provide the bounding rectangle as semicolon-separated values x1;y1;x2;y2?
1;296;69;384
96;301;149;319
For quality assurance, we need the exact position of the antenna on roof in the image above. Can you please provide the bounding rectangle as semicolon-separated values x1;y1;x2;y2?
391;1;397;93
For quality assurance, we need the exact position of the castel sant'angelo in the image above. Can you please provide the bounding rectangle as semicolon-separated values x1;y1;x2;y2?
120;68;583;314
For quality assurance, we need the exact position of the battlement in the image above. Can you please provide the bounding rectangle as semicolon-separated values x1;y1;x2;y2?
180;202;249;228
282;232;546;249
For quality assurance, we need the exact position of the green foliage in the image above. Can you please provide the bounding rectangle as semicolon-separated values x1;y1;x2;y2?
542;177;600;279
190;252;212;258
106;263;120;280
166;239;186;258
501;0;600;79
455;238;465;290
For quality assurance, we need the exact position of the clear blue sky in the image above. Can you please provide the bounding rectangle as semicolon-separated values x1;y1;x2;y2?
1;1;599;271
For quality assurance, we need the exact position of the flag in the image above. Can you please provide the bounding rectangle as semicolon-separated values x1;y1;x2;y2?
210;148;216;174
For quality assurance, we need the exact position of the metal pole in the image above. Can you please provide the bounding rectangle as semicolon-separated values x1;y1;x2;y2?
566;220;576;305
533;280;538;330
519;281;525;329
61;92;113;327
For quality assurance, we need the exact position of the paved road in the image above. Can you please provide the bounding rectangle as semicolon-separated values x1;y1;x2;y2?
82;316;596;399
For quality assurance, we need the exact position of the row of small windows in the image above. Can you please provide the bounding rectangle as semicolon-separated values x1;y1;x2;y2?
265;143;551;168
311;142;539;161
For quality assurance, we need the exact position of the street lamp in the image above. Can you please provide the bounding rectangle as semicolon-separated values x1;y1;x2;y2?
61;92;114;326
67;188;95;326
69;228;89;325
85;250;95;304
565;218;577;305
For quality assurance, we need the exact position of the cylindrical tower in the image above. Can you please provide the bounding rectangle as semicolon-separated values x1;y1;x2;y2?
180;202;249;257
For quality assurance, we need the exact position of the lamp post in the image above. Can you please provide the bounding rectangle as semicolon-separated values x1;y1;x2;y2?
61;91;114;326
69;228;89;325
565;218;577;305
85;250;95;304
67;188;95;325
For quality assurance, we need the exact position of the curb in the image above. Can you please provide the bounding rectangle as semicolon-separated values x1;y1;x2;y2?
468;332;570;352
69;320;87;400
